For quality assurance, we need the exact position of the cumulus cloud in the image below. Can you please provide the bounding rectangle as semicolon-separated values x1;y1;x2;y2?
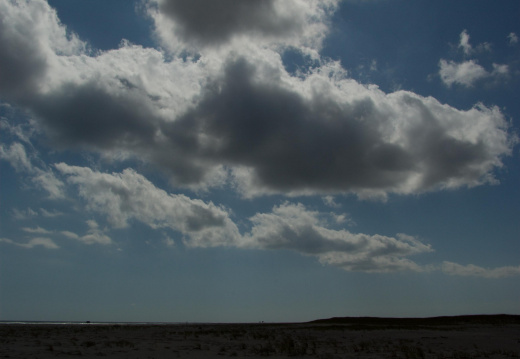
163;58;514;198
442;261;520;279
1;0;519;276
438;59;489;87
0;0;515;200
0;0;85;101
438;59;509;88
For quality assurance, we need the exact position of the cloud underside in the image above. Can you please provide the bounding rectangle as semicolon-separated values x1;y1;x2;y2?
0;0;519;278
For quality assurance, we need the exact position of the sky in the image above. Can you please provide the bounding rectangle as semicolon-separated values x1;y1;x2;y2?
0;0;519;323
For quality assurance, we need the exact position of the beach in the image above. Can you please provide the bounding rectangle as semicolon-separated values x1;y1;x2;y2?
1;316;519;358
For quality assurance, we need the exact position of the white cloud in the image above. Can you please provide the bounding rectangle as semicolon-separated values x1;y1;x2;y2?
492;63;509;76
0;237;59;249
61;226;112;246
438;59;489;87
61;231;80;240
22;226;52;235
241;203;433;273
508;32;518;45
12;208;39;220
53;164;433;272
442;261;520;279
79;220;112;245
23;237;60;249
331;213;356;226
12;207;63;220
459;29;473;55
55;163;240;247
31;169;65;199
322;195;340;208
458;29;491;55
438;59;509;88
164;235;176;247
0;142;33;172
6;223;111;247
48;163;520;275
0;140;64;198
39;208;64;218
440;30;512;88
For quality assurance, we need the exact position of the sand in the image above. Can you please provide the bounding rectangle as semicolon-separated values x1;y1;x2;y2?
1;317;519;358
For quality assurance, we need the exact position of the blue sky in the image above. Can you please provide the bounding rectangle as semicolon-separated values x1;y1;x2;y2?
0;0;519;323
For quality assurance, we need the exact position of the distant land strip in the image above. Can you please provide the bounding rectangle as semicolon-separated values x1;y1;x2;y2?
307;314;520;326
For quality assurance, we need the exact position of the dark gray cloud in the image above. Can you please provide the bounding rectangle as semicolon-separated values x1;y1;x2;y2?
33;82;159;150
0;0;85;101
163;58;511;196
155;0;301;46
0;31;47;101
0;10;47;101
172;60;404;192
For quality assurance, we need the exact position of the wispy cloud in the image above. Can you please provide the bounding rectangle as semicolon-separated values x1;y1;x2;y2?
0;140;65;199
0;237;59;249
458;29;491;56
241;203;433;273
442;261;520;279
507;32;518;46
22;226;53;235
12;207;63;220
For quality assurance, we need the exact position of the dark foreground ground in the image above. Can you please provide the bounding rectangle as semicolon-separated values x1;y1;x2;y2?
1;315;519;358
